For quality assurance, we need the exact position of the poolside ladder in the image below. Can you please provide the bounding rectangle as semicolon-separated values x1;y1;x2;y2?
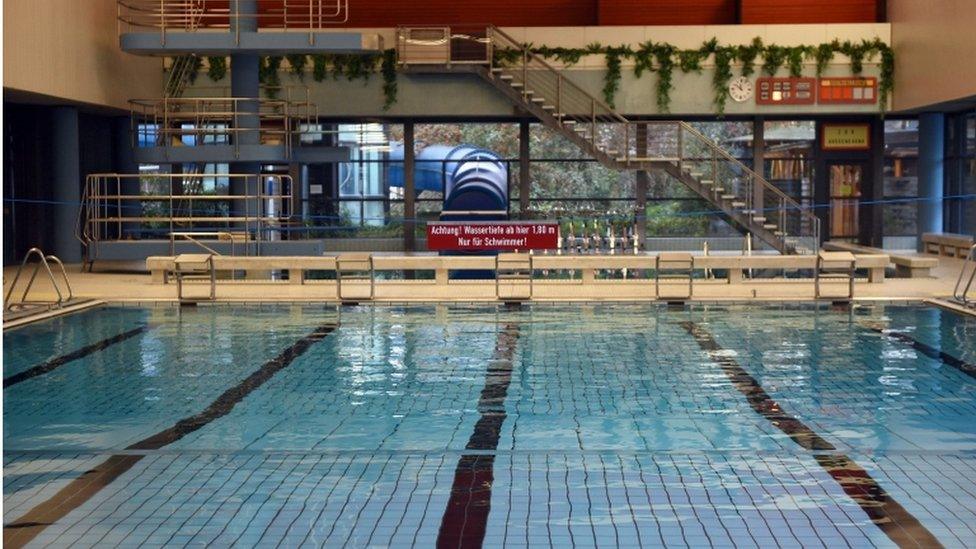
952;244;976;308
655;252;694;301
4;248;74;313
815;251;856;302
496;253;533;302
336;253;375;303
173;253;216;303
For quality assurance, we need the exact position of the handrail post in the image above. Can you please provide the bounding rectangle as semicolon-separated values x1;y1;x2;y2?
556;74;562;119
590;99;596;146
521;47;528;99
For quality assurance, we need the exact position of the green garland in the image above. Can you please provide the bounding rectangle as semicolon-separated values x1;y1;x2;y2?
205;56;227;82
497;36;894;113
184;36;894;115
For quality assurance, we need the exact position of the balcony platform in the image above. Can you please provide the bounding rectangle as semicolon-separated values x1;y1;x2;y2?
120;31;382;55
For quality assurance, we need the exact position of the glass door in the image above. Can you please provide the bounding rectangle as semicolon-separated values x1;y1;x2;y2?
828;163;864;239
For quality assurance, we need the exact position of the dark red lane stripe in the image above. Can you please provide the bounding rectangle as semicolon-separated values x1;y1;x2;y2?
863;323;976;378
680;321;943;549
4;326;150;388
437;323;520;549
3;323;338;549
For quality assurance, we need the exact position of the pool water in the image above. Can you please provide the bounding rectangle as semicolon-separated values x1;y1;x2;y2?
4;303;976;548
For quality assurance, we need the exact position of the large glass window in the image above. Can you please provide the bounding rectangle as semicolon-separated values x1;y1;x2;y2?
882;119;919;237
763;121;815;209
947;111;976;236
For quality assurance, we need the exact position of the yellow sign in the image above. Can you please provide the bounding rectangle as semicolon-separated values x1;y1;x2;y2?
822;124;871;150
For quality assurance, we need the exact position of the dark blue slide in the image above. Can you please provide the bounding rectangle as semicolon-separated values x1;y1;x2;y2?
388;144;509;278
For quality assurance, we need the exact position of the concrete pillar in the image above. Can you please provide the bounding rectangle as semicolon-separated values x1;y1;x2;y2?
519;121;531;216
114;116;140;239
403;122;416;252
635;123;649;250
917;113;945;248
52;107;82;263
230;0;261;235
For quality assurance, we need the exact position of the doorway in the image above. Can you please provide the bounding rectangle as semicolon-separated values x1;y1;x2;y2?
827;162;865;239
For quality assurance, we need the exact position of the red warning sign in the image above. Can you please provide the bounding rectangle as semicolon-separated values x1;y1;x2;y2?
426;222;559;251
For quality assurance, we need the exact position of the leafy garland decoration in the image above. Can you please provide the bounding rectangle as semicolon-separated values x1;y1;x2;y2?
185;37;894;114
205;56;227;82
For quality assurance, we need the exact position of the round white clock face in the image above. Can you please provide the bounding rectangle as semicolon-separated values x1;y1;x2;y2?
728;76;754;102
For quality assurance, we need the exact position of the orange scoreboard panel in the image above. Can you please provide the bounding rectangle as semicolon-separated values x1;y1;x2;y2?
818;77;878;104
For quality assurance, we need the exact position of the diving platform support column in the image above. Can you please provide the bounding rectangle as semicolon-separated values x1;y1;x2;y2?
230;0;261;232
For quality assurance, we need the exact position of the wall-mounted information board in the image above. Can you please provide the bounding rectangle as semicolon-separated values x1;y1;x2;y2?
818;77;878;104
756;77;816;105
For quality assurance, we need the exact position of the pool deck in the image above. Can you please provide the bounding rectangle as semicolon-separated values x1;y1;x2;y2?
3;252;971;306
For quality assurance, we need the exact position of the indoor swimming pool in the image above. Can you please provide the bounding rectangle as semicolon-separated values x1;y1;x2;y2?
3;303;976;548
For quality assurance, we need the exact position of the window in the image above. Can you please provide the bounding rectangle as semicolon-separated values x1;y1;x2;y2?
882;119;919;237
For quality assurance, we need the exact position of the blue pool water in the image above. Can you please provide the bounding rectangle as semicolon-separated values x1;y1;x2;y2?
3;303;976;547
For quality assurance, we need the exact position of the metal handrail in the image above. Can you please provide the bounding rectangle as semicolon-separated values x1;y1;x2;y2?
76;173;294;265
118;0;349;45
952;244;976;307
4;249;74;311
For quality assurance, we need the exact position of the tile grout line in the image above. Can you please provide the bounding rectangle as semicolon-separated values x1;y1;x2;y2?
679;321;944;549
4;325;151;388
2;323;338;549
436;320;521;549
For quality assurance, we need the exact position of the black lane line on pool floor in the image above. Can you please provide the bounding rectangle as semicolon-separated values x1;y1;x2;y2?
679;321;944;549
437;322;520;549
3;326;150;388
862;323;976;378
2;323;338;549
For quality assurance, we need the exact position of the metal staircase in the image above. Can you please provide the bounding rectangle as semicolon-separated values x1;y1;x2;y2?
165;54;199;99
397;26;820;254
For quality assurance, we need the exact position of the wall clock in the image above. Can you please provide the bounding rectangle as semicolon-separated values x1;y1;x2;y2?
728;76;754;102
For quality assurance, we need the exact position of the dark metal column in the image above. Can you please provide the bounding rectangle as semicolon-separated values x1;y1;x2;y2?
918;113;945;248
403;122;416;252
519;121;530;217
114;116;140;240
752;117;765;219
635;123;649;250
52;107;81;262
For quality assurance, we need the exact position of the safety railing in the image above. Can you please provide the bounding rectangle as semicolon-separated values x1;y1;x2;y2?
130;95;318;158
953;244;976;308
76;173;294;264
399;25;820;254
4;249;74;312
118;0;349;45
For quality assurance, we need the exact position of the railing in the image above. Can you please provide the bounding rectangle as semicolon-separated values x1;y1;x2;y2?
165;54;198;98
118;0;349;45
76;173;294;263
4;249;74;312
130;95;318;158
398;25;821;253
953;244;976;308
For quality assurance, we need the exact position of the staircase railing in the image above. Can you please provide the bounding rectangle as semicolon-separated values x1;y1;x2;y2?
165;54;198;98
404;25;820;253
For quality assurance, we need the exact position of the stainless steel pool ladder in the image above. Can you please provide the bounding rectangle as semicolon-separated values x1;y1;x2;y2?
952;244;976;308
655;252;694;300
496;253;533;301
815;251;856;301
336;254;374;302
173;253;216;302
4;248;74;311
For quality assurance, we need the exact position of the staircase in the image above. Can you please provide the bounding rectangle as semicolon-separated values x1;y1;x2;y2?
397;26;820;254
165;54;198;99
